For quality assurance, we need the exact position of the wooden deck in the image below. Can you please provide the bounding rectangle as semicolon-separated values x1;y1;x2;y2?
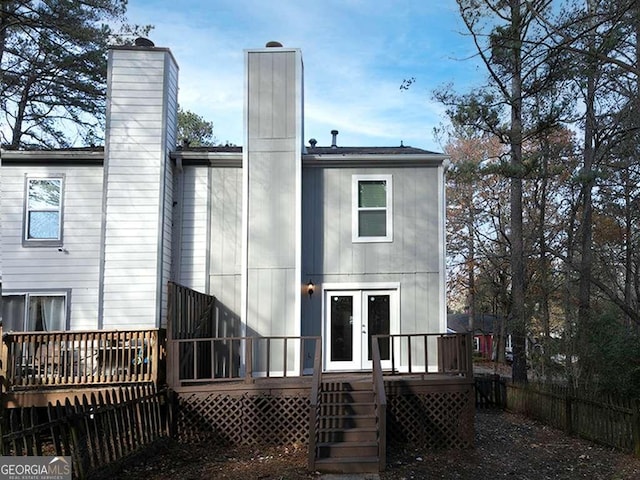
166;330;475;473
0;326;164;407
0;283;476;474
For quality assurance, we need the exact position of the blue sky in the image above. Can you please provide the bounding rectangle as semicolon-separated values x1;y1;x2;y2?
126;0;484;152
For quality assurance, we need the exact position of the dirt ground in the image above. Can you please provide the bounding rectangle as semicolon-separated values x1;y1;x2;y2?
104;409;640;480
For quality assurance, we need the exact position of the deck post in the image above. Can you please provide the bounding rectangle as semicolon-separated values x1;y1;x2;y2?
465;332;474;377
166;284;177;389
245;337;253;383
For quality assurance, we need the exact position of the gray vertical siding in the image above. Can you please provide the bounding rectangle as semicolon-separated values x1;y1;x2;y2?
244;48;302;342
302;165;444;338
172;160;243;332
209;166;242;325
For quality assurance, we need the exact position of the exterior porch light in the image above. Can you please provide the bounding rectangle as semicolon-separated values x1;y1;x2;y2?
307;280;315;297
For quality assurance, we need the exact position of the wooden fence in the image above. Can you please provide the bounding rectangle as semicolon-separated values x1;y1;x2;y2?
0;384;170;479
507;382;640;456
475;374;507;409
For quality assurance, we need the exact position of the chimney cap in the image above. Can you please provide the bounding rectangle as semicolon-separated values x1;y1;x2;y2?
265;41;283;48
309;138;317;148
134;37;155;47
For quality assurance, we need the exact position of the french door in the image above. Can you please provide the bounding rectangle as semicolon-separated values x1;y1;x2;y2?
324;289;398;371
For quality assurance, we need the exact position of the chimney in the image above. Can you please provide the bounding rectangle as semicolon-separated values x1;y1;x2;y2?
244;43;303;341
331;129;339;148
102;42;179;329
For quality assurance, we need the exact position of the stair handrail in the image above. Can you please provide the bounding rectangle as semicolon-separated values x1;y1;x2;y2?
308;336;323;471
372;335;387;472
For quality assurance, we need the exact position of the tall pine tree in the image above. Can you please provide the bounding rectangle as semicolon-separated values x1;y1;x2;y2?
0;0;149;148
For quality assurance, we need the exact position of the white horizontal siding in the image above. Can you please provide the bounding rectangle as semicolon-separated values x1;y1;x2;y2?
101;47;178;329
0;165;103;329
176;166;208;292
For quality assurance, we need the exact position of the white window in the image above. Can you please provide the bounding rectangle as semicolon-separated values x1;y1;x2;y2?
24;176;64;246
473;337;480;352
1;293;68;331
352;174;393;242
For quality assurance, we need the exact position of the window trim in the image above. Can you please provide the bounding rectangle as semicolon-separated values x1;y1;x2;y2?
1;290;71;331
22;175;65;247
352;174;393;243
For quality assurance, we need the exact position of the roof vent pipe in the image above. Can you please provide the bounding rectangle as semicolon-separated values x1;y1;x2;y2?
309;138;317;148
331;130;339;149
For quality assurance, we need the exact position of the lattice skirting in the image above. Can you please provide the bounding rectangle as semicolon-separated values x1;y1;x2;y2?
387;388;475;449
175;392;311;445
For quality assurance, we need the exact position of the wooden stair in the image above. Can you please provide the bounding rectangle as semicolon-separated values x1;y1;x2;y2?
313;379;381;473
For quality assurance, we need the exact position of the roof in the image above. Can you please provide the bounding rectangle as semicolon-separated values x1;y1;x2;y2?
173;145;442;155
2;144;446;168
447;313;504;335
174;145;242;154
1;147;104;165
171;143;447;168
306;146;441;155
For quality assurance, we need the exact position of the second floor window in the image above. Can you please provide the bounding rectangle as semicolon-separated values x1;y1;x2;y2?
352;174;393;242
24;177;64;246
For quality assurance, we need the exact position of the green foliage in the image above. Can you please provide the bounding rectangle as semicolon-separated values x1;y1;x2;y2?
0;0;151;149
434;87;505;139
576;306;640;397
177;107;217;147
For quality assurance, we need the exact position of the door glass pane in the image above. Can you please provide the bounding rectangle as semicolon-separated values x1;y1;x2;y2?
367;295;390;361
331;295;353;362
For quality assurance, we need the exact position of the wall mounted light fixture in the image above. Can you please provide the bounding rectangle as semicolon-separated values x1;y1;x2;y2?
307;280;315;297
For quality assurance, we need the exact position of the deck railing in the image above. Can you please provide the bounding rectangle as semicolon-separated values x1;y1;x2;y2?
307;337;323;471
373;332;473;378
167;335;321;387
1;328;165;389
371;336;387;472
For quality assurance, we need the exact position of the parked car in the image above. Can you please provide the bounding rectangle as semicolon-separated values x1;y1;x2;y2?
505;350;513;364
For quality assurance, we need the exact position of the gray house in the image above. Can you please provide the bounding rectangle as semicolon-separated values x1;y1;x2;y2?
0;40;448;375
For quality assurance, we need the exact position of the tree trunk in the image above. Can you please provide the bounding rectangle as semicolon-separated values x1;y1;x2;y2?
538;133;551;380
467;186;476;334
510;0;528;383
576;0;597;386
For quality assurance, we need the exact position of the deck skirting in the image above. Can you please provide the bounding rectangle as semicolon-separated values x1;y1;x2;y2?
171;375;474;450
175;390;311;445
